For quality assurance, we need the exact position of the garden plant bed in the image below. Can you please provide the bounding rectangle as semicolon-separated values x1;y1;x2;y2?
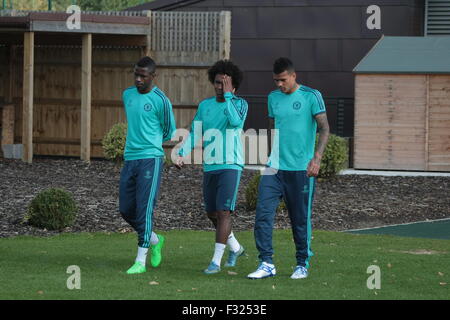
0;158;449;238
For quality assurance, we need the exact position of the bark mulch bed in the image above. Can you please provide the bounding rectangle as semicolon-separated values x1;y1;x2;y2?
1;158;449;238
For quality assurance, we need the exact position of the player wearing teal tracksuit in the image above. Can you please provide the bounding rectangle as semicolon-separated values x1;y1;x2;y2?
255;86;325;266
178;92;247;213
266;86;325;171
119;57;176;275
176;60;248;274
178;92;247;172
248;57;329;280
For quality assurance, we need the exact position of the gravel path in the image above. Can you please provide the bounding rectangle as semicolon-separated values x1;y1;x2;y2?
0;158;449;238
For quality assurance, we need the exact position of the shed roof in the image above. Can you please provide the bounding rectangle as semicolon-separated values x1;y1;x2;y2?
0;11;150;35
353;36;450;74
0;10;150;46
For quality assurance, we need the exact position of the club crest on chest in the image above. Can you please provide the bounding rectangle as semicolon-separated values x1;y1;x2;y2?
143;103;152;112
293;101;302;110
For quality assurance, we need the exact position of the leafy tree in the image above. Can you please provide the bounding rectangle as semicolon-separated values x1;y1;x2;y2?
6;0;48;10
77;0;149;11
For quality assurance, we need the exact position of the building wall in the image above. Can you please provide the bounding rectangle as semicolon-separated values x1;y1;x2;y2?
428;75;450;172
354;73;450;172
354;74;427;170
151;0;425;135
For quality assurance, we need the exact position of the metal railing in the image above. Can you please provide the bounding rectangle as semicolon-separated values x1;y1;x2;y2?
151;11;221;52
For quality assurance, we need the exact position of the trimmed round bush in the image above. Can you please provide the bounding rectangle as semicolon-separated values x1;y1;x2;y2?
26;188;78;230
102;122;127;165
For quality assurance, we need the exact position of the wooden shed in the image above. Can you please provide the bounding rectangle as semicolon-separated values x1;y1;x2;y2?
353;36;450;171
0;10;230;163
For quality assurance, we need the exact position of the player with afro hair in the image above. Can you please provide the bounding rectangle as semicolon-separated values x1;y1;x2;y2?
176;60;248;274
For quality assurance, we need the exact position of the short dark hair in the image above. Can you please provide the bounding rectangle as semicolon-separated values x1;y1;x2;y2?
208;59;243;90
136;56;156;73
273;57;295;74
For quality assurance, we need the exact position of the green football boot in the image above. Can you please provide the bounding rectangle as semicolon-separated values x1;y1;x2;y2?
126;261;146;275
150;234;165;268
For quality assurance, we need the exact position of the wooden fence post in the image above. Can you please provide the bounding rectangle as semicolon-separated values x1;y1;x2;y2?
81;33;92;162
22;32;34;164
219;11;231;60
144;10;152;58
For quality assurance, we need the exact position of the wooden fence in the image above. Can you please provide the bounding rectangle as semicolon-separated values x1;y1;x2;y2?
150;11;229;65
0;10;231;160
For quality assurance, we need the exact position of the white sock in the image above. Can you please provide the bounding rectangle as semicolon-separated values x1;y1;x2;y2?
212;243;226;266
150;232;159;245
227;232;241;253
136;246;148;265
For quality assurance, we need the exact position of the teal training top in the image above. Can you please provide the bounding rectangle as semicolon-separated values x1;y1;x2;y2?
267;85;326;171
179;92;248;172
122;86;176;161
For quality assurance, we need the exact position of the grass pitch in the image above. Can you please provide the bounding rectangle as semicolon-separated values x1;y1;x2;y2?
0;230;448;300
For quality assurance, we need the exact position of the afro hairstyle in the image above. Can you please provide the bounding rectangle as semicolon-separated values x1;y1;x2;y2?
207;59;244;91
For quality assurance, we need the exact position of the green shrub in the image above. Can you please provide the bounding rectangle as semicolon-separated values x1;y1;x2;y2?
102;122;127;165
245;173;286;212
164;156;173;166
26;188;78;230
318;134;348;179
245;173;261;211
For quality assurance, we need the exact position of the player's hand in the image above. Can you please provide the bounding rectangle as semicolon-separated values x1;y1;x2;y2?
174;156;185;170
222;75;234;94
307;153;322;177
